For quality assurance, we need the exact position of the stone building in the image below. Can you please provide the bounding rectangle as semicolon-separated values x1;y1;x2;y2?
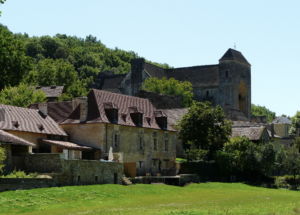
271;116;292;138
57;89;177;176
95;48;252;121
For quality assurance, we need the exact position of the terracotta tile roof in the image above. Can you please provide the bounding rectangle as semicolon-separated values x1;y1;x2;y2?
0;104;67;136
35;86;65;98
0;130;35;146
38;139;99;151
219;48;251;66
28;101;73;123
60;89;176;131
231;126;266;141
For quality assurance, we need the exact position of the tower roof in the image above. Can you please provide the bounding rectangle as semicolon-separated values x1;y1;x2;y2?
219;48;251;66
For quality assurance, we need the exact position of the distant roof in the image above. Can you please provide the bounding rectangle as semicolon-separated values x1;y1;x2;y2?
219;49;251;66
60;89;176;132
28;101;73;123
271;116;292;124
35;86;65;98
0;104;67;136
160;108;188;126
97;74;127;93
38;139;100;151
231;126;267;141
225;107;248;122
0;129;36;146
135;90;182;109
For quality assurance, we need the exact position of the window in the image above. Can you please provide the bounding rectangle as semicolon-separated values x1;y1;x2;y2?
78;176;81;182
154;138;157;150
164;161;168;169
138;113;143;126
165;140;168;151
113;109;118;123
139;161;143;168
146;118;151;125
140;137;143;149
206;91;209;97
114;134;118;147
153;160;157;166
226;70;228;77
95;176;98;182
239;94;241;100
122;115;126;122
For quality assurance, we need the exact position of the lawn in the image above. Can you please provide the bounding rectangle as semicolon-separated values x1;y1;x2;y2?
0;183;300;214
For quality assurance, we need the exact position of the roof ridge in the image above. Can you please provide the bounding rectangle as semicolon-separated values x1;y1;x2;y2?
165;64;218;71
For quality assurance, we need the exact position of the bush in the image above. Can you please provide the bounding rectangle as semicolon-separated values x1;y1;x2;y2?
1;169;38;178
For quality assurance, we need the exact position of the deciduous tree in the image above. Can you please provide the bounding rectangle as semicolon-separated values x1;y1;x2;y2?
290;111;300;135
283;147;300;185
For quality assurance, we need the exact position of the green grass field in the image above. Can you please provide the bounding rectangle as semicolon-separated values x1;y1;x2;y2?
0;183;300;214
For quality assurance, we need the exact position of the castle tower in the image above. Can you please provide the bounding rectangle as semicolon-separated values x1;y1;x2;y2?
218;49;251;121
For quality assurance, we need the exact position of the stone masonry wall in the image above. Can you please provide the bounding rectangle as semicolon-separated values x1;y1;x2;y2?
54;159;123;186
0;178;55;192
26;153;64;173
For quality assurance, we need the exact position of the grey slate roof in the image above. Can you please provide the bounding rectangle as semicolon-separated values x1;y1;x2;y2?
219;49;251;66
271;117;292;124
97;74;127;93
231;126;266;141
35;86;65;98
144;63;166;79
160;108;188;126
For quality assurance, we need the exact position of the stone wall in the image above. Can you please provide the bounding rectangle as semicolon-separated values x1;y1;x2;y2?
192;87;219;107
105;124;177;176
274;124;291;138
26;153;64;173
54;159;123;186
0;178;55;192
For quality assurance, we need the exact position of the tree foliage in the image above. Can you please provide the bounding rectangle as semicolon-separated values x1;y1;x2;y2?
275;145;287;176
0;83;47;107
283;147;300;184
0;27;32;91
183;148;208;162
0;143;6;174
251;104;276;123
143;77;194;107
290;111;300;134
0;0;6;17
215;136;276;177
177;102;232;155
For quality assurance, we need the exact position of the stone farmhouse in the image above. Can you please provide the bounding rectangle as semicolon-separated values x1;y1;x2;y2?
95;48;252;121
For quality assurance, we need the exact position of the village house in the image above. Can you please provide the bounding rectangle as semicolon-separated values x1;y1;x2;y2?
35;85;65;102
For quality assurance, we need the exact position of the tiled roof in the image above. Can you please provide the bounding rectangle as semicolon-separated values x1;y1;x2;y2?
219;49;251;66
38;139;99;151
0;130;36;146
35;86;65;98
28;101;73;123
271;116;292;125
97;74;127;93
0;104;67;136
60;89;176;132
134;90;182;109
160;108;188;126
231;126;266;141
144;63;166;79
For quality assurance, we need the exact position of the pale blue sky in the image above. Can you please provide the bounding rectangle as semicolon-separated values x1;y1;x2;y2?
1;0;299;117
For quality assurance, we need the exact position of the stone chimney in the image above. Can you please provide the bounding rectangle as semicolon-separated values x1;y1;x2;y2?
72;97;88;122
38;103;48;116
270;123;275;138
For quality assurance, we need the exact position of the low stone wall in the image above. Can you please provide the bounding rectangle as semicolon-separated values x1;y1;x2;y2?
54;160;124;186
0;178;55;192
26;153;64;173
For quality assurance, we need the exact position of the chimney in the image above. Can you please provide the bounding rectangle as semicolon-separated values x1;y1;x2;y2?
38;103;48;116
271;123;275;138
73;97;88;122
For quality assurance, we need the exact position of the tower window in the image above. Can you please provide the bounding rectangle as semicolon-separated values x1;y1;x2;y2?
206;91;209;97
226;71;228;77
154;138;157;150
239;95;241;100
139;137;143;149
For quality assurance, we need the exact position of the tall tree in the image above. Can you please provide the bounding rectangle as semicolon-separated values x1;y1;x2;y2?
177;101;232;156
283;147;300;185
290;111;300;134
143;77;194;107
0;27;32;91
0;83;47;107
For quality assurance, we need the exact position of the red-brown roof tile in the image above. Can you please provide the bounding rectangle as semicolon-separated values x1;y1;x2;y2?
0;130;35;146
0;104;67;136
60;89;176;131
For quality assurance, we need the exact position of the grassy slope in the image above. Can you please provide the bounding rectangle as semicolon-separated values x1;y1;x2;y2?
0;183;299;215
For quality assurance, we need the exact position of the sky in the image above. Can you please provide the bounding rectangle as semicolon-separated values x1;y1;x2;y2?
1;0;299;117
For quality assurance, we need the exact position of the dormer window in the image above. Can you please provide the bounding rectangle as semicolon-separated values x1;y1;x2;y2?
129;106;143;127
146;118;151;125
37;124;44;131
104;102;118;124
12;121;19;128
154;111;168;130
122;114;126;122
